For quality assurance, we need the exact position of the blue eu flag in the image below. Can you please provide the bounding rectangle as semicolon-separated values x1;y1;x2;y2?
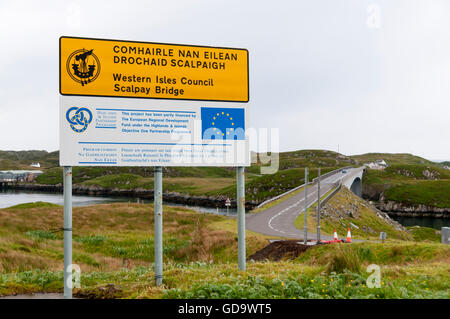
201;107;245;140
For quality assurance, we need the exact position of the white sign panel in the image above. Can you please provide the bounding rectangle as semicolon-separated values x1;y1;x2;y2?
59;96;250;166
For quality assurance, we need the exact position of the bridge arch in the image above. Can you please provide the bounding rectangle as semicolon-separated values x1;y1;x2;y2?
350;177;362;197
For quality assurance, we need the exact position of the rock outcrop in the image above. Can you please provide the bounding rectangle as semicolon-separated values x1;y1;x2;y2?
375;199;450;218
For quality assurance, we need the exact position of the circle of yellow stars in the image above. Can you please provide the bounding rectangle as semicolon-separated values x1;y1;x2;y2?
212;111;234;136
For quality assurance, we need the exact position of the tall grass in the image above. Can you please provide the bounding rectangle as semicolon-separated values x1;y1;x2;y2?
324;244;361;274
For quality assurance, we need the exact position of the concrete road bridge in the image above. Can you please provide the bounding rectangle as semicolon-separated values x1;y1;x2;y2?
246;166;365;240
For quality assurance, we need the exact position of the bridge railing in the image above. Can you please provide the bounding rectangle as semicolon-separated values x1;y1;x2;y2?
318;181;342;209
311;165;354;184
255;165;353;209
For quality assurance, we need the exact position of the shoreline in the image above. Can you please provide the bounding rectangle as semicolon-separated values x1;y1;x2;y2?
1;182;258;210
2;183;450;218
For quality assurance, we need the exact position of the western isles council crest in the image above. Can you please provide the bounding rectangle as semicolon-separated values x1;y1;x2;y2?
66;48;100;86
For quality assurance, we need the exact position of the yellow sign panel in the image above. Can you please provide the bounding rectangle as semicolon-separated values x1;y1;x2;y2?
60;36;249;102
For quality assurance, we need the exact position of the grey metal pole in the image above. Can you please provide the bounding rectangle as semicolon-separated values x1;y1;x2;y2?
237;166;246;271
304;167;308;245
154;166;163;286
63;166;72;299
317;168;321;243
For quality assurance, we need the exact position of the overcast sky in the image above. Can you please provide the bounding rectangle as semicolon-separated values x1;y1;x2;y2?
1;0;449;160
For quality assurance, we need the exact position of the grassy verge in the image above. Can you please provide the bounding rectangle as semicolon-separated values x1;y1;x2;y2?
0;201;448;299
7;202;61;209
295;241;448;265
293;186;336;231
0;243;447;299
0;202;268;274
407;226;441;243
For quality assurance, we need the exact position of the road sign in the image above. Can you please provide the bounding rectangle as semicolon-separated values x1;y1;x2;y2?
442;227;450;244
59;96;250;167
59;37;250;294
60;36;249;102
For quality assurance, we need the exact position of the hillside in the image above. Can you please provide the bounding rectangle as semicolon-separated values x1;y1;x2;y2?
362;164;450;210
249;149;355;173
1;149;355;173
2;149;355;204
0;150;59;170
4;149;450;210
350;153;436;166
345;152;450;211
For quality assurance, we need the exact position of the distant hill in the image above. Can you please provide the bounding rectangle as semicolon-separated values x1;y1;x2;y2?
0;150;59;170
0;148;355;203
1;149;441;174
248;149;355;174
1;149;355;173
4;149;449;208
350;153;436;166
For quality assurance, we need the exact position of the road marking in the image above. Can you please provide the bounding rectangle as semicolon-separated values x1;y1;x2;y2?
267;191;319;234
260;168;363;237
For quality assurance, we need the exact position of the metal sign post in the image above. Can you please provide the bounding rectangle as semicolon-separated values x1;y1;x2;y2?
63;166;72;299
237;167;246;271
317;167;321;243
154;167;163;286
304;167;308;245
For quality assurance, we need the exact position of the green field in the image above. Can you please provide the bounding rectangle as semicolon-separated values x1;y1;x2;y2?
407;226;441;242
0;202;448;299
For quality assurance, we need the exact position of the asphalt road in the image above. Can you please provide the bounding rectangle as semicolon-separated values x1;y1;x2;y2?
246;167;363;241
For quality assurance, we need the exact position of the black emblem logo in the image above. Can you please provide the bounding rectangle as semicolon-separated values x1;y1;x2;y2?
66;48;100;86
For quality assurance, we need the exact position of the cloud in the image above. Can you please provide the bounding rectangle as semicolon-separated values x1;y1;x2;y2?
0;0;449;160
